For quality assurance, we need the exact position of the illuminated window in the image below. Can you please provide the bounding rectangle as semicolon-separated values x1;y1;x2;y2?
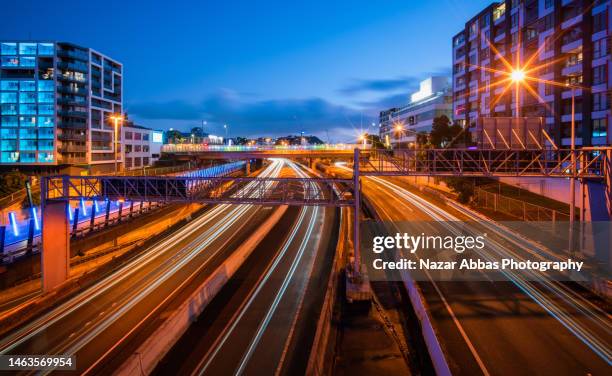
38;152;54;162
38;80;54;92
19;104;36;115
37;140;54;150
1;152;19;163
38;128;54;139
20;81;36;91
1;104;17;115
593;118;607;138
18;43;37;55
20;152;36;162
493;3;506;21
19;116;36;127
0;43;17;55
1;56;19;67
38;92;54;103
19;128;37;139
1;116;18;127
38;116;54;127
19;92;36;103
1;81;18;91
38;43;54;56
1;93;17;103
38;104;54;115
19;139;37;150
0;128;18;138
1;139;17;152
19;57;35;67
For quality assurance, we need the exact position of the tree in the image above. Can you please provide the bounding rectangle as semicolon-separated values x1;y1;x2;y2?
429;115;453;147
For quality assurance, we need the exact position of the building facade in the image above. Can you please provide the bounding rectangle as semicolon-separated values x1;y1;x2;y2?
0;41;122;172
379;76;453;147
452;0;611;147
122;123;163;170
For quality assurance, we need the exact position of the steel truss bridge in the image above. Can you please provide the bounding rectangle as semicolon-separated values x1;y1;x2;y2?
42;175;355;206
361;148;610;178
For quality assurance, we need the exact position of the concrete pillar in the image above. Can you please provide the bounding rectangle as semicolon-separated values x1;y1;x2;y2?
246;160;251;175
42;200;70;292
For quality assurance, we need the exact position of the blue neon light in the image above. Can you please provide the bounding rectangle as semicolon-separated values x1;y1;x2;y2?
9;212;18;236
31;207;40;231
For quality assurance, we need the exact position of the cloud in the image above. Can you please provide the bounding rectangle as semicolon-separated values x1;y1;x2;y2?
338;76;419;96
127;91;371;141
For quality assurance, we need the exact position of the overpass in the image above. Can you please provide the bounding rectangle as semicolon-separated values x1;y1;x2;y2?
161;143;372;160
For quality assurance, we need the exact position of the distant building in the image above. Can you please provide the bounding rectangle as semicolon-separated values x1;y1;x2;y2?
452;0;612;146
0;41;123;173
122;121;163;170
379;76;453;148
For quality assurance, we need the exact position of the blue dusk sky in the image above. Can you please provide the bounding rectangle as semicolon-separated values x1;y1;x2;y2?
2;0;492;141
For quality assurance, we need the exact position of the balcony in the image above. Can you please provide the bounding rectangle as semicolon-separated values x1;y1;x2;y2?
58;110;88;118
57;97;87;106
58;145;87;153
56;49;89;61
57;120;87;129
57;61;88;73
59;156;87;164
57;86;88;95
58;133;86;141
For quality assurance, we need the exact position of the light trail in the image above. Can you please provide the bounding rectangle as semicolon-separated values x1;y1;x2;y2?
193;160;324;375
347;169;612;366
0;160;288;373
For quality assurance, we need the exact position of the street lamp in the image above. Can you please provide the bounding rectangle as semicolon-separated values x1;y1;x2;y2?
109;114;124;174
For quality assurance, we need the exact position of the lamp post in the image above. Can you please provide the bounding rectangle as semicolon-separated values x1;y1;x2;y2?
110;114;124;174
223;124;228;144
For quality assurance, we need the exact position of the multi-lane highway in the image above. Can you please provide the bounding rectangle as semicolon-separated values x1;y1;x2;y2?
331;165;611;375
0;159;310;375
154;160;338;375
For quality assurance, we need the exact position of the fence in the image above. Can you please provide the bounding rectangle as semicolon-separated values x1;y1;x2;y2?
473;187;570;222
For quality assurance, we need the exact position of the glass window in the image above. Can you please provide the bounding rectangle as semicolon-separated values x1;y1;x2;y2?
593;118;608;137
1;152;19;163
38;104;54;115
38;152;54;162
18;43;37;55
38;92;54;103
19;116;36;127
19;57;35;67
1;139;17;152
1;81;19;91
1;43;17;55
19;128;37;139
38;80;54;92
38;128;54;139
38;116;54;127
19;104;37;114
19;92;36;103
1;104;17;115
19;140;37;150
37;140;54;150
1;116;18;127
1;56;19;67
38;43;54;56
20;81;36;91
1;93;17;103
20;152;36;162
0;128;18;138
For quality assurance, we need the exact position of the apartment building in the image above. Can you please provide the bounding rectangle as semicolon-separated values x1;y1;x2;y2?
0;41;122;172
379;76;453;147
452;0;611;146
122;122;163;170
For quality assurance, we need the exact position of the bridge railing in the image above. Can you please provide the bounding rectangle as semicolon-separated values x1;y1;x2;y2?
360;148;610;178
161;143;367;153
41;175;356;207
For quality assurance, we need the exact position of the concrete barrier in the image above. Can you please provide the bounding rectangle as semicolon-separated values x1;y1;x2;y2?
306;208;346;375
116;205;289;375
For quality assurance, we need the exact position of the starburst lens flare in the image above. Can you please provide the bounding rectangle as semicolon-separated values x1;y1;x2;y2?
510;69;525;82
